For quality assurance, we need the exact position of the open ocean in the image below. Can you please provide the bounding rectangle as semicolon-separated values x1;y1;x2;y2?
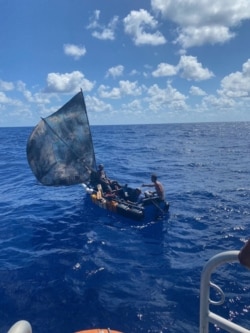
0;122;250;333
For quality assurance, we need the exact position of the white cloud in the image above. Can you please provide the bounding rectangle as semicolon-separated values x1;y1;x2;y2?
119;80;142;96
152;55;214;81
124;9;166;46
17;81;50;104
87;10;118;40
98;80;142;99
202;94;235;110
86;95;113;113
63;44;86;60
176;26;235;48
87;10;101;29
92;27;115;40
151;0;250;48
44;71;95;93
123;99;142;112
178;55;214;81
0;80;14;91
152;62;178;77
0;92;12;103
219;59;250;97
129;69;140;76
98;85;121;99
189;86;206;96
147;81;187;111
0;91;22;107
106;65;124;78
191;59;250;115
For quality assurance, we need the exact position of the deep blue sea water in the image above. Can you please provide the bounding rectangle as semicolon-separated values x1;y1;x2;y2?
0;122;250;333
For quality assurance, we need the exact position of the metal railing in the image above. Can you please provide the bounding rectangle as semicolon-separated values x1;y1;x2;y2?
199;250;250;333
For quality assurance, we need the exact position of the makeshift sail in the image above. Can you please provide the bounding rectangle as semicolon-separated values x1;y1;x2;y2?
26;91;97;186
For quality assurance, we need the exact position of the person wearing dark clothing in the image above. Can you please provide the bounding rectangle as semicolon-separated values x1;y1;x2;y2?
96;164;112;192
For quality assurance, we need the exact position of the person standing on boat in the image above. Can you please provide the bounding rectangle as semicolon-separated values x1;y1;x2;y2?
142;174;165;201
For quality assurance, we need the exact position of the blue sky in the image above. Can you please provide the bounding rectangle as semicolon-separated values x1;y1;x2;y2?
0;0;250;126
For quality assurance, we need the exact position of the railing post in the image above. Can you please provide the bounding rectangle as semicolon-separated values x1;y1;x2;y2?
199;251;240;333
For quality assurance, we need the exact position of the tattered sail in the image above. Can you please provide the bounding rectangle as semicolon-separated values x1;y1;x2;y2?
27;91;97;186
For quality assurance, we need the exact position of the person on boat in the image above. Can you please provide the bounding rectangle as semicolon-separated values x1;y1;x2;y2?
142;174;165;201
134;188;144;203
96;164;112;192
123;187;143;203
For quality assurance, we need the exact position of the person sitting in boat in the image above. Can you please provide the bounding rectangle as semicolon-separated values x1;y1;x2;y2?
142;174;165;201
126;187;143;203
134;188;144;203
96;164;112;192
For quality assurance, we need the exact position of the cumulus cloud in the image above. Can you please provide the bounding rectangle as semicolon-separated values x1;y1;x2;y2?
98;86;119;99
0;91;23;107
0;79;14;91
0;92;12;103
86;95;113;113
87;10;118;40
202;94;235;110
147;81;187;111
151;0;250;48
152;63;178;77
106;65;124;78
178;55;214;81
87;10;101;29
63;44;86;60
124;9;166;46
124;99;142;112
176;26;235;48
152;55;214;81
219;58;250;97
189;85;206;96
98;80;142;99
44;71;95;93
17;81;50;104
119;80;142;95
129;69;140;76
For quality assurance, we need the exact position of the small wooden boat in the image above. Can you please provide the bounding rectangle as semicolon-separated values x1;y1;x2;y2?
83;183;169;221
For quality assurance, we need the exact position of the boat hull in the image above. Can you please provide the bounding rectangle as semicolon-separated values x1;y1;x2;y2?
86;190;169;222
